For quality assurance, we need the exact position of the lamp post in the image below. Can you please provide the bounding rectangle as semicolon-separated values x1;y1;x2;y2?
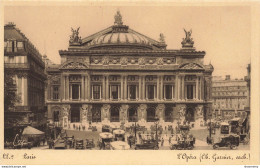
154;115;159;144
134;111;137;142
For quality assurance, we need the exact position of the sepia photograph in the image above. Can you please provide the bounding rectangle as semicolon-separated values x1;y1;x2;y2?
1;1;260;165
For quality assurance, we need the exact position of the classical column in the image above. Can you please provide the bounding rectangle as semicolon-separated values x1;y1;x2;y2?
196;76;199;100
121;75;124;99
156;104;165;121
61;74;65;100
139;75;142;100
23;76;28;106
81;75;84;100
160;76;164;100
142;76;146;100
157;76;160;100
105;75;109;100
102;75;106;100
84;75;88;100
88;75;91;100
65;75;70;100
124;75;127;100
201;76;204;100
175;75;178;100
182;76;185;100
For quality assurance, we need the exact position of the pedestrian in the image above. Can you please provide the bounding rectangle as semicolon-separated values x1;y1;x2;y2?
79;126;81;131
161;137;164;147
169;136;171;144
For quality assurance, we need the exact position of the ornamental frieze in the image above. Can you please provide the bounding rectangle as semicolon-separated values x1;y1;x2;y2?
61;61;89;70
138;57;146;65
102;56;109;65
179;63;204;70
50;75;61;84
120;57;128;65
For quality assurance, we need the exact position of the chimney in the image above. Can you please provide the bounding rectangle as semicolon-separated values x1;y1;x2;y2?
225;75;230;80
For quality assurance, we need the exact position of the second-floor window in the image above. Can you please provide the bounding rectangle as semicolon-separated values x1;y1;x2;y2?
92;85;101;100
128;85;137;100
72;84;80;100
110;85;120;100
52;86;59;100
147;85;156;100
164;85;173;100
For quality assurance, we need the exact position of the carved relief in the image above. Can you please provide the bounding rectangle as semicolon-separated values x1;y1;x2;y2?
50;75;61;84
138;104;147;119
156;57;164;65
120;104;129;121
61;62;89;69
120;57;128;65
178;105;186;118
195;105;203;117
101;104;111;118
81;104;91;122
138;57;146;65
180;63;204;70
156;104;165;118
102;57;110;65
62;105;70;117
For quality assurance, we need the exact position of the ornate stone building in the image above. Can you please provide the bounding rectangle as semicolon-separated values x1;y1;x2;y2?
212;75;248;120
46;11;213;129
4;22;47;138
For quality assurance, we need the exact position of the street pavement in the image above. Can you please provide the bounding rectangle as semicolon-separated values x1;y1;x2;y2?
31;128;250;150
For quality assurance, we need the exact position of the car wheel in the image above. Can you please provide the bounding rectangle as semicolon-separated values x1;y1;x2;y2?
213;144;219;149
230;145;237;150
171;145;176;150
154;146;159;150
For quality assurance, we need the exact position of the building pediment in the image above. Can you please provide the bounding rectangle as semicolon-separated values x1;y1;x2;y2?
60;61;89;70
179;63;204;70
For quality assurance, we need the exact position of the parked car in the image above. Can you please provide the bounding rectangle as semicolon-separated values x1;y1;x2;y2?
213;135;239;149
135;139;159;150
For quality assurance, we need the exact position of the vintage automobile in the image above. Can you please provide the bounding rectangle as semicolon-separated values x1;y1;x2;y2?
85;139;95;149
98;132;113;150
75;139;84;149
213;135;240;149
170;134;195;150
113;129;125;141
102;125;111;132
135;139;159;150
170;125;195;150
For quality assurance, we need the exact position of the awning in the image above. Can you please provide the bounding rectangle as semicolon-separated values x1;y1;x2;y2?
22;126;45;135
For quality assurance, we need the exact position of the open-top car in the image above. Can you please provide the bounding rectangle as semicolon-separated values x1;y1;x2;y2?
135;139;159;150
98;132;113;150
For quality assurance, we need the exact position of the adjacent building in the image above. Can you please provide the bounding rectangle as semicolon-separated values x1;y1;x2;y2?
212;75;248;120
4;22;47;140
46;11;214;129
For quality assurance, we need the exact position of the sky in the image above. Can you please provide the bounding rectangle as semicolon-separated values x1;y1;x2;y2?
4;5;251;79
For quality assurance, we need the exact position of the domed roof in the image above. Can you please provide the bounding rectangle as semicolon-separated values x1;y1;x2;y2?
78;11;167;51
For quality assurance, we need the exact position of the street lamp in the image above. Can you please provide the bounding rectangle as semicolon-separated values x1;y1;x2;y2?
134;111;137;143
154;115;159;144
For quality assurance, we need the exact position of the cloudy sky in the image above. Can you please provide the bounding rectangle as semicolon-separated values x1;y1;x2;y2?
4;5;251;79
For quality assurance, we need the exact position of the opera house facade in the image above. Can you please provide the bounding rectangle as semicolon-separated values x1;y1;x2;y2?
46;11;214;129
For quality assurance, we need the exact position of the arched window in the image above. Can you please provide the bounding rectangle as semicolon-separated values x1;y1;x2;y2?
128;107;137;122
165;107;172;122
147;107;156;122
53;111;59;122
92;106;101;122
186;108;195;122
71;104;81;123
110;106;120;122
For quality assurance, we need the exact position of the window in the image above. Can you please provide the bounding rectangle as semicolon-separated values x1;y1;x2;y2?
70;105;80;123
110;85;119;100
17;42;23;50
52;86;59;100
92;85;101;100
128;107;138;122
147;107;156;122
12;41;15;52
128;85;137;100
164;85;173;100
187;85;194;99
92;106;101;122
110;106;120;122
72;84;80;100
147;85;156;100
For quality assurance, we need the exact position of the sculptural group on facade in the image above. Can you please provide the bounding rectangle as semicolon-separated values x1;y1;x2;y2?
182;29;194;47
70;27;82;44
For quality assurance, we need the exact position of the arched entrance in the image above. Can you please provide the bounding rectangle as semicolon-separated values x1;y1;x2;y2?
110;106;120;122
92;106;101;122
53;111;60;122
128;107;137;122
186;107;195;122
147;107;156;122
165;107;173;122
71;104;81;123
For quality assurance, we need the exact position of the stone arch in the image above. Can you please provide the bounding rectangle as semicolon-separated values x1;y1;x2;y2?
110;105;120;122
128;106;138;122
